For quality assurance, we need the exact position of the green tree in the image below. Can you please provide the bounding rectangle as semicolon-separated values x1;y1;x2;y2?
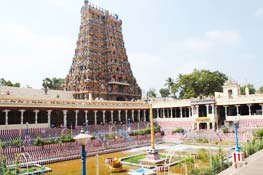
240;84;256;95
0;78;20;87
174;69;228;99
259;86;263;93
146;88;157;98
165;77;174;91
159;88;170;98
171;83;178;98
42;77;64;90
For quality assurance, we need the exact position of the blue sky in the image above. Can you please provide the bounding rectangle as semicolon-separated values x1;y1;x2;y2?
0;0;263;96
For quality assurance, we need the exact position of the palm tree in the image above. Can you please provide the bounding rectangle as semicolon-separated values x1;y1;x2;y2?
165;77;174;92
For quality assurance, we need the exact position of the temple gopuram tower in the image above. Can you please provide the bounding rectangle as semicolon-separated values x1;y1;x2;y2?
64;0;141;101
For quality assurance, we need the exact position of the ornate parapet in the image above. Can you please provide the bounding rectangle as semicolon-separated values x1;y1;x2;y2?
216;94;263;105
0;95;148;110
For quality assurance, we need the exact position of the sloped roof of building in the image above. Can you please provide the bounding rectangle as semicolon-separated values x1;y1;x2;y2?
0;86;73;99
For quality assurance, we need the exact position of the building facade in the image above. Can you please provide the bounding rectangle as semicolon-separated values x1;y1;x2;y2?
1;80;263;131
0;86;148;130
152;80;263;131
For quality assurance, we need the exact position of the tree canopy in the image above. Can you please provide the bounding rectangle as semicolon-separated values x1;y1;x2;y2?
240;84;256;95
0;78;20;87
146;88;157;98
259;86;263;94
165;77;174;91
42;78;64;90
159;88;170;98
174;69;228;99
164;77;178;98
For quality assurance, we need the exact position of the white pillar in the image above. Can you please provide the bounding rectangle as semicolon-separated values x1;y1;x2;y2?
20;109;25;125
110;110;114;123
34;110;39;124
138;110;141;122
212;122;215;130
170;108;173;118
84;110;88;125
94;110;97;125
157;108;159;118
47;110;52;127
206;105;209;116
196;105;199;117
162;108;165;118
197;123;200;131
235;105;239;116
75;110;79;127
261;104;263;115
102;110;106;124
4;110;9;126
212;104;215;115
118;110;121;122
131;110;134;122
143;110;146;121
188;107;191;117
63;110;68;127
180;107;183;118
125;110;128;123
224;106;228;117
191;106;194;116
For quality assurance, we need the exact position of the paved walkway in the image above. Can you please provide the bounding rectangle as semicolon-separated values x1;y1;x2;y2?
219;149;263;175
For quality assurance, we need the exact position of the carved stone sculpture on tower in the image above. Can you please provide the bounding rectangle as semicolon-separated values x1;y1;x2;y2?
64;1;141;101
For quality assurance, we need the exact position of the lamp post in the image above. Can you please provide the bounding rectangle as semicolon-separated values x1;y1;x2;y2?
74;128;92;175
127;118;131;132
234;120;240;152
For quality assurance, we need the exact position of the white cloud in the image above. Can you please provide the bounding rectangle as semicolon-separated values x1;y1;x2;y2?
255;8;263;17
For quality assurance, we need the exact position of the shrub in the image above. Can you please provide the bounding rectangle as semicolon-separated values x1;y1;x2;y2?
222;127;229;134
11;138;22;147
145;128;151;134
60;134;74;143
34;136;45;146
90;135;96;140
197;148;209;160
0;142;7;149
154;126;161;133
106;134;115;140
255;128;263;138
196;138;208;143
172;128;184;134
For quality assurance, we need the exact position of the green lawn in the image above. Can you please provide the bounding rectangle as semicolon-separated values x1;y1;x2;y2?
123;154;147;164
122;154;167;164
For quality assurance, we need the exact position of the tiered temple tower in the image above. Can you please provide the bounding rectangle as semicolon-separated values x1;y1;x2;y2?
64;1;141;101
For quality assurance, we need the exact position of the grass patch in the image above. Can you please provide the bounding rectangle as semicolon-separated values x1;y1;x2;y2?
122;154;147;164
122;154;167;164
